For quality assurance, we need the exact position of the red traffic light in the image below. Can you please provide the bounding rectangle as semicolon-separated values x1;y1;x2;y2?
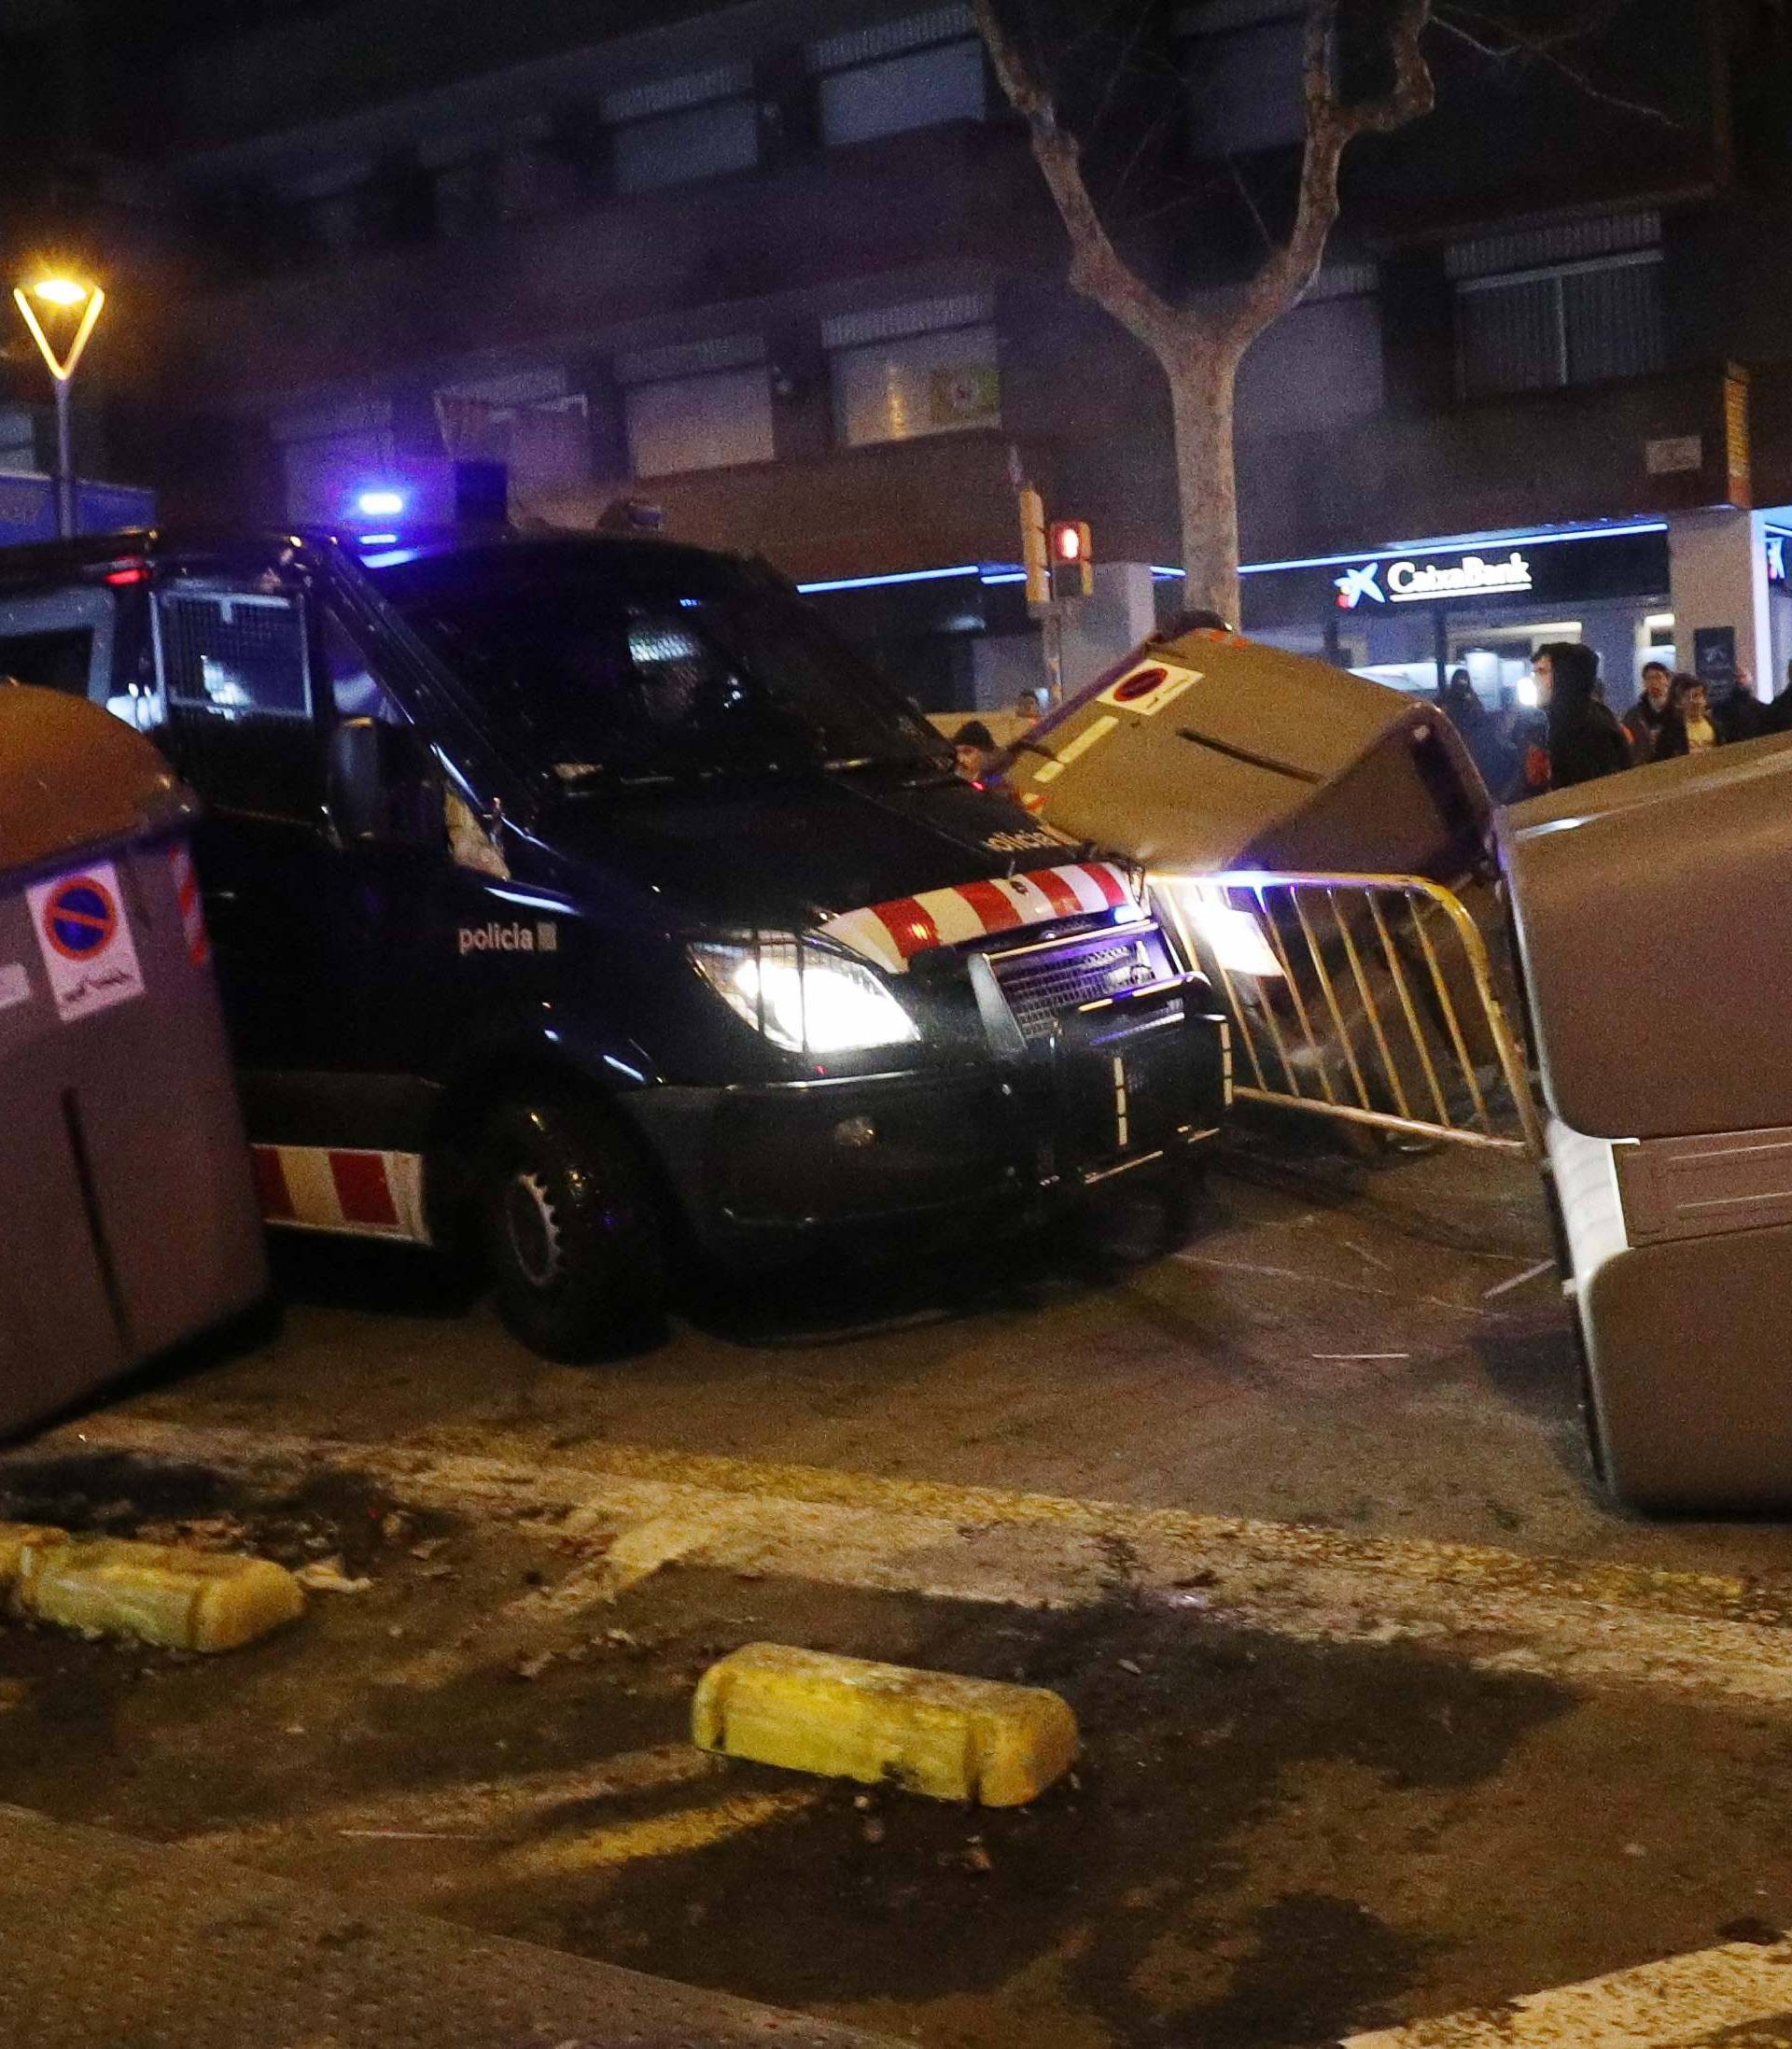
1051;519;1090;564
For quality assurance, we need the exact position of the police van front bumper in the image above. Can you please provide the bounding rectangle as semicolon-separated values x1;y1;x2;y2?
623;994;1228;1262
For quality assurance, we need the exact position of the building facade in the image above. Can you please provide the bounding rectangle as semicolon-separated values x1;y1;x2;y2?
7;0;1792;712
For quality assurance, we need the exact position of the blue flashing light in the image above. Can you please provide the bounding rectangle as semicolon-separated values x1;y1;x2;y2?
357;532;399;546
357;488;406;518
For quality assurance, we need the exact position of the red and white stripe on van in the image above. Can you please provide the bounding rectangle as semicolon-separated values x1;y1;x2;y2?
819;861;1141;975
251;1144;430;1244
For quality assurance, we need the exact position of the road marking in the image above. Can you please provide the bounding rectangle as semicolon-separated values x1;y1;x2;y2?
496;1790;816;1881
1345;1935;1792;2047
32;1417;1792;1708
1175;1252;1490;1317
1483;1256;1558;1300
183;1746;722;1858
383;1510;712;1690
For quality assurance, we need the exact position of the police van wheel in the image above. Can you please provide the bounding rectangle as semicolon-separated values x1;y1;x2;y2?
479;1100;667;1362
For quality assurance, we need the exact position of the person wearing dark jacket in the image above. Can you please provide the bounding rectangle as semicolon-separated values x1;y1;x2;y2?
1438;668;1516;793
1507;641;1631;801
1719;667;1769;743
1623;660;1674;764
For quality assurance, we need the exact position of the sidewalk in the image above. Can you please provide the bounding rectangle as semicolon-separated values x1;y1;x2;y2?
0;1803;899;2049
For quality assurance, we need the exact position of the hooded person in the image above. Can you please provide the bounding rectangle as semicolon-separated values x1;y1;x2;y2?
1438;667;1514;795
1508;640;1631;800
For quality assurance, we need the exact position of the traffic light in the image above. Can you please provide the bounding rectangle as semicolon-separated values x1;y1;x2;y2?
1050;519;1094;600
1018;485;1049;608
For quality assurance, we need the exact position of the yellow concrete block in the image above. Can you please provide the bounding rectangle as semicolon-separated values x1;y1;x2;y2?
692;1643;1078;1807
0;1524;71;1587
12;1536;305;1651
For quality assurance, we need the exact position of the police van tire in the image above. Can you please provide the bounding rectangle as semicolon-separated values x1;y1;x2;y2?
479;1100;667;1361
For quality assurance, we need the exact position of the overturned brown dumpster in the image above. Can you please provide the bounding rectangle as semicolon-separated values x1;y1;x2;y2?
0;683;266;1434
1014;632;1538;1155
1500;734;1792;1510
1011;629;1491;882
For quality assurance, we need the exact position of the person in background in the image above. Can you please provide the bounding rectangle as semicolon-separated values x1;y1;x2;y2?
952;719;997;782
1508;641;1631;800
1014;687;1045;729
1153;606;1231;641
1656;673;1722;758
1438;667;1515;794
1624;659;1674;764
1720;664;1769;743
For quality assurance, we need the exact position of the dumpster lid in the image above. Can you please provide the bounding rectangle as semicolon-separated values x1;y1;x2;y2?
0;682;193;875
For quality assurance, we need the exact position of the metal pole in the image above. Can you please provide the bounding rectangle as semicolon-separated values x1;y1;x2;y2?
53;375;74;538
1042;601;1065;708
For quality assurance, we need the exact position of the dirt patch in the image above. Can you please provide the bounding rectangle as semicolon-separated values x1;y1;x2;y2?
436;1568;1570;2044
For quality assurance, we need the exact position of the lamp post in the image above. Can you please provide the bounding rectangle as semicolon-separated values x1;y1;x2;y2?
12;275;105;539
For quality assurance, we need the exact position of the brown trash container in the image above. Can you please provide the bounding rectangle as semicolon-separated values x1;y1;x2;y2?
1499;734;1792;1510
0;684;267;1436
1014;631;1505;1101
1010;630;1491;883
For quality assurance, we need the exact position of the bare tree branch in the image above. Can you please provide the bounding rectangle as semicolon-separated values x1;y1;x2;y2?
1434;7;1678;126
971;0;1179;356
1445;0;1632;56
1233;0;1436;343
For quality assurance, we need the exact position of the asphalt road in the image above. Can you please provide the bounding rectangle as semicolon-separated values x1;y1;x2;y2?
86;1123;1792;1576
10;1129;1792;2047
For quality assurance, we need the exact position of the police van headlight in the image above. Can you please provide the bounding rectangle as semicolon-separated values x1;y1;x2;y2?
690;937;921;1055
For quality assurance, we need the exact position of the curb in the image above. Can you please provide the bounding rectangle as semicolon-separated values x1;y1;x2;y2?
0;1522;304;1651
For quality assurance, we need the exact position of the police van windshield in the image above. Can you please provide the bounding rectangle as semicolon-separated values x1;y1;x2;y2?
371;547;950;787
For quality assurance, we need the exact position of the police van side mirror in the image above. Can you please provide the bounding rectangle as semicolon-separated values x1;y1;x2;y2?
328;717;439;844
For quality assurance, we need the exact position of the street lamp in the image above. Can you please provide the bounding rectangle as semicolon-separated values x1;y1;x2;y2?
12;274;105;540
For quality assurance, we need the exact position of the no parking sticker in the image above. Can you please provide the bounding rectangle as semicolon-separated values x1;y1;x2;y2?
26;862;146;1023
1097;659;1203;717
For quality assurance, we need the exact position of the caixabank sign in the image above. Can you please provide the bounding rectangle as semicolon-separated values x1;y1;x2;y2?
1242;523;1671;632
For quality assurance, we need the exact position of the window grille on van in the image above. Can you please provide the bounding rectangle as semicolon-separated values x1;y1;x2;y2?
159;590;315;818
990;926;1178;1045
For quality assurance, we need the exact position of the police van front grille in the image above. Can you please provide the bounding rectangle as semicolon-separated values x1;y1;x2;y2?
990;925;1177;1044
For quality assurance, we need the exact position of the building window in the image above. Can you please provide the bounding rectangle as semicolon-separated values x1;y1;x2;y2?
1237;266;1382;435
435;371;592;511
824;295;1000;447
0;406;35;472
807;7;985;147
1178;2;1305;159
1450;215;1665;399
432;157;498;241
273;400;396;525
617;336;774;476
602;64;758;194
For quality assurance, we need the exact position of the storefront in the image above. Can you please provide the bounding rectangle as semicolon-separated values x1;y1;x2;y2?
1238;521;1674;713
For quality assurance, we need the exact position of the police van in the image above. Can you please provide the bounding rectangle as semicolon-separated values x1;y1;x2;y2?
0;528;1226;1356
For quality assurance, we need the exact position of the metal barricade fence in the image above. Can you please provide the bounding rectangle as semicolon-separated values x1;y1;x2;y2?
1156;871;1545;1158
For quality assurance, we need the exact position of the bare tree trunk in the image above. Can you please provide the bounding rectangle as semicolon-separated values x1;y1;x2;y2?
1166;344;1244;628
974;0;1435;641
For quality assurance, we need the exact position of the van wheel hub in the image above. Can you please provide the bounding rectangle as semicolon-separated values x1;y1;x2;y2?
503;1171;564;1289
